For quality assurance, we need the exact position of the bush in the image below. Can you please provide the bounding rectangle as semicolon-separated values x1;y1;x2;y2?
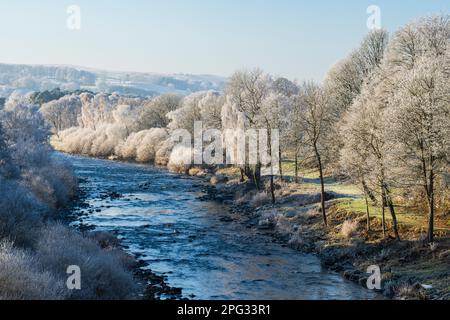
0;241;66;300
36;224;137;300
22;161;77;210
0;180;44;247
250;192;270;207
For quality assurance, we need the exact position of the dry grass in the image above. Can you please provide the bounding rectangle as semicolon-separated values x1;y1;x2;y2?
341;220;359;239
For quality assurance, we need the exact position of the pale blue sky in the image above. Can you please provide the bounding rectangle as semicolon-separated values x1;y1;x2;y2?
0;0;448;81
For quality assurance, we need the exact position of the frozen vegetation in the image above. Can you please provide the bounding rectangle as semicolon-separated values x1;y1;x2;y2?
42;15;449;245
0;13;448;300
0;99;136;299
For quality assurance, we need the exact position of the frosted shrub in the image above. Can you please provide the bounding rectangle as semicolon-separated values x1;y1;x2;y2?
155;138;175;166
258;209;278;229
168;145;192;172
21;160;77;210
90;124;128;157
274;215;295;235
0;181;44;247
116;128;168;163
36;224;136;300
50;160;78;202
250;192;270;207
341;220;359;239
0;241;67;300
116;131;144;160
53;127;94;154
22;169;57;208
136;128;168;163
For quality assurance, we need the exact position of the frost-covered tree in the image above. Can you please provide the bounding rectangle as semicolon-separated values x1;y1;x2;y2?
224;69;271;188
40;95;81;135
0;103;51;168
138;93;182;130
260;92;290;182
198;91;224;130
365;14;450;242
78;93;119;129
324;30;389;170
273;77;299;97
385;15;449;70
387;54;450;243
324;30;388;116
0;124;16;178
285;95;304;183
341;75;401;240
295;82;336;226
167;92;204;135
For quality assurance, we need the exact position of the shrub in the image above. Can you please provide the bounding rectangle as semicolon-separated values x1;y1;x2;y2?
21;160;77;210
36;224;137;300
0;241;66;300
0;180;44;247
250;192;270;207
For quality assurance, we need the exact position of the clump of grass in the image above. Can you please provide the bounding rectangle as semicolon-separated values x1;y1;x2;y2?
188;167;205;177
341;220;359;239
250;192;270;207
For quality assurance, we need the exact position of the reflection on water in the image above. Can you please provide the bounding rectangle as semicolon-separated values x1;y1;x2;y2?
63;154;379;300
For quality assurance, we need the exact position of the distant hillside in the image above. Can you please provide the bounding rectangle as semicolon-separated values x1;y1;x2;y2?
0;63;226;98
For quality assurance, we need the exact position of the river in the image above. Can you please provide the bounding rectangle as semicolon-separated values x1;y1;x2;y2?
62;153;379;300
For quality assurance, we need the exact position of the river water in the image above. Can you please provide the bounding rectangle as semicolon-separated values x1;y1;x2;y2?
63;154;378;300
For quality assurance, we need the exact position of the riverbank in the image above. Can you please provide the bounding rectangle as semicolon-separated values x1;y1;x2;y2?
191;167;450;300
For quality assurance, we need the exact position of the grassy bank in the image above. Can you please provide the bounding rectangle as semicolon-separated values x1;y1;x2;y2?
195;163;450;300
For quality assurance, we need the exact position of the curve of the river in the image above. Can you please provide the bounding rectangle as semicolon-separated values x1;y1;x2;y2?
63;154;379;300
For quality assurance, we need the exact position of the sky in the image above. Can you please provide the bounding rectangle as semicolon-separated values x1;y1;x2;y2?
0;0;448;81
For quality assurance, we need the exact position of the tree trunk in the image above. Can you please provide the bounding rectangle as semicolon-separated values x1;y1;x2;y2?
427;169;435;243
270;174;275;204
278;145;283;181
244;164;253;183
384;185;400;241
294;153;299;184
239;168;245;183
315;147;327;226
381;185;386;238
268;131;276;204
253;163;261;190
364;188;370;232
362;179;377;205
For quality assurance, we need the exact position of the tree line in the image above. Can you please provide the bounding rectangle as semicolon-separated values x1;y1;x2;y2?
6;14;448;243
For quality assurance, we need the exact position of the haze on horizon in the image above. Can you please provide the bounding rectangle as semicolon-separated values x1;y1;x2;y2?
0;0;448;81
